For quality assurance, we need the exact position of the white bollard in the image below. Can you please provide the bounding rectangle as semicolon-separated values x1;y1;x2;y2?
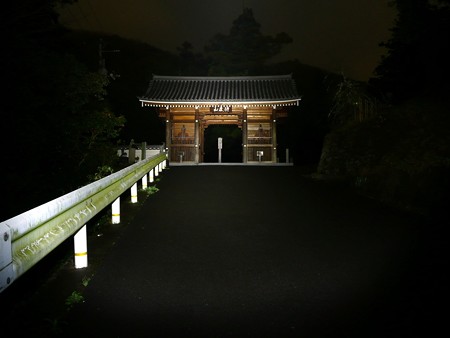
155;165;159;177
112;197;120;224
142;174;148;190
149;169;154;183
74;225;88;269
131;182;138;203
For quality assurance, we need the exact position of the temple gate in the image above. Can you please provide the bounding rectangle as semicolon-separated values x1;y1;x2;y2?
139;74;301;164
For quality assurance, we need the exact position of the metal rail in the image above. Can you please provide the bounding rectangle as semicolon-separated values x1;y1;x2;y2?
0;153;167;293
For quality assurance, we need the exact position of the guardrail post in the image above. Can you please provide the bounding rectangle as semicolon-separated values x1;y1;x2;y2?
112;197;120;224
131;182;138;203
149;168;154;183
142;174;148;190
74;224;88;269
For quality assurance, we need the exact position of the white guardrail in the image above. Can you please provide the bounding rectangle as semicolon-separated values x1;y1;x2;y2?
0;153;167;293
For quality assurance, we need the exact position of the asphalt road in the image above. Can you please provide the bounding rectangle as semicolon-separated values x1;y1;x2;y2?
8;165;443;337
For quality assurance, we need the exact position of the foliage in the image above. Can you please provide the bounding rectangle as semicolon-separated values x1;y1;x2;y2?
59;30;176;144
65;291;84;309
177;41;208;75
87;165;114;182
329;74;367;126
3;47;125;209
318;96;450;216
328;73;382;128
82;276;92;287
145;185;160;195
1;0;126;219
320;0;450;217
204;8;292;75
370;0;450;102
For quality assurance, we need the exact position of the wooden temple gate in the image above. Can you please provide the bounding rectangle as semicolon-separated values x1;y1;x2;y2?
139;75;301;164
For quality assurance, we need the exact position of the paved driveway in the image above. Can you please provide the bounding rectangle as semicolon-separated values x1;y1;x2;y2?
60;165;442;337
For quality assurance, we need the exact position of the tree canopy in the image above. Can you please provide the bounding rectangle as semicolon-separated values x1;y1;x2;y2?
370;0;450;102
1;0;126;218
203;8;293;75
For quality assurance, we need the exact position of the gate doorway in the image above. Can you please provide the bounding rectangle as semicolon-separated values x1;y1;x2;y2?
203;125;242;163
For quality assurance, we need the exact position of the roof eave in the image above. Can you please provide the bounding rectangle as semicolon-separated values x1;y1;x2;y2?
139;98;301;108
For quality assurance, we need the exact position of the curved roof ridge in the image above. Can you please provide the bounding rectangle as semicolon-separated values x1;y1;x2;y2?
140;73;301;105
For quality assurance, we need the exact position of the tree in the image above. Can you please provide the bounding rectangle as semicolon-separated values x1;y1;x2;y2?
177;41;208;75
204;8;293;75
329;73;380;127
370;0;450;102
1;0;126;218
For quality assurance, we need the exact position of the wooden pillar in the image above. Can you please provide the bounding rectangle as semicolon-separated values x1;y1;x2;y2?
272;108;277;163
200;121;205;163
243;107;248;163
194;108;199;163
165;109;171;162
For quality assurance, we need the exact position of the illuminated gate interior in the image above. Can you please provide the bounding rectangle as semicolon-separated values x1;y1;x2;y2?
204;125;242;163
139;75;301;164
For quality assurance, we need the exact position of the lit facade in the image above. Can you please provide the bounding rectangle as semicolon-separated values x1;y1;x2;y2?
139;74;301;163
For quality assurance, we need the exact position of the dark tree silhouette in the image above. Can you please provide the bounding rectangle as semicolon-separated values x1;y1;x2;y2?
1;0;126;218
370;0;450;102
204;8;293;75
177;41;208;75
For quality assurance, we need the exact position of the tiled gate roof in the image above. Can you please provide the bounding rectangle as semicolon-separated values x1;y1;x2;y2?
139;74;301;107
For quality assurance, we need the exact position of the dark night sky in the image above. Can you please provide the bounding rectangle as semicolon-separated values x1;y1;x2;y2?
57;0;396;81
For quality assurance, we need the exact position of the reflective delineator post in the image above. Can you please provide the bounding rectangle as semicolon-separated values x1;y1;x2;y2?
74;225;88;269
149;169;154;183
112;197;120;224
142;174;148;190
131;182;138;203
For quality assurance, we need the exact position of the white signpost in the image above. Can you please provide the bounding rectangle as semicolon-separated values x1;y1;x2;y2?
257;150;264;162
218;137;223;163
